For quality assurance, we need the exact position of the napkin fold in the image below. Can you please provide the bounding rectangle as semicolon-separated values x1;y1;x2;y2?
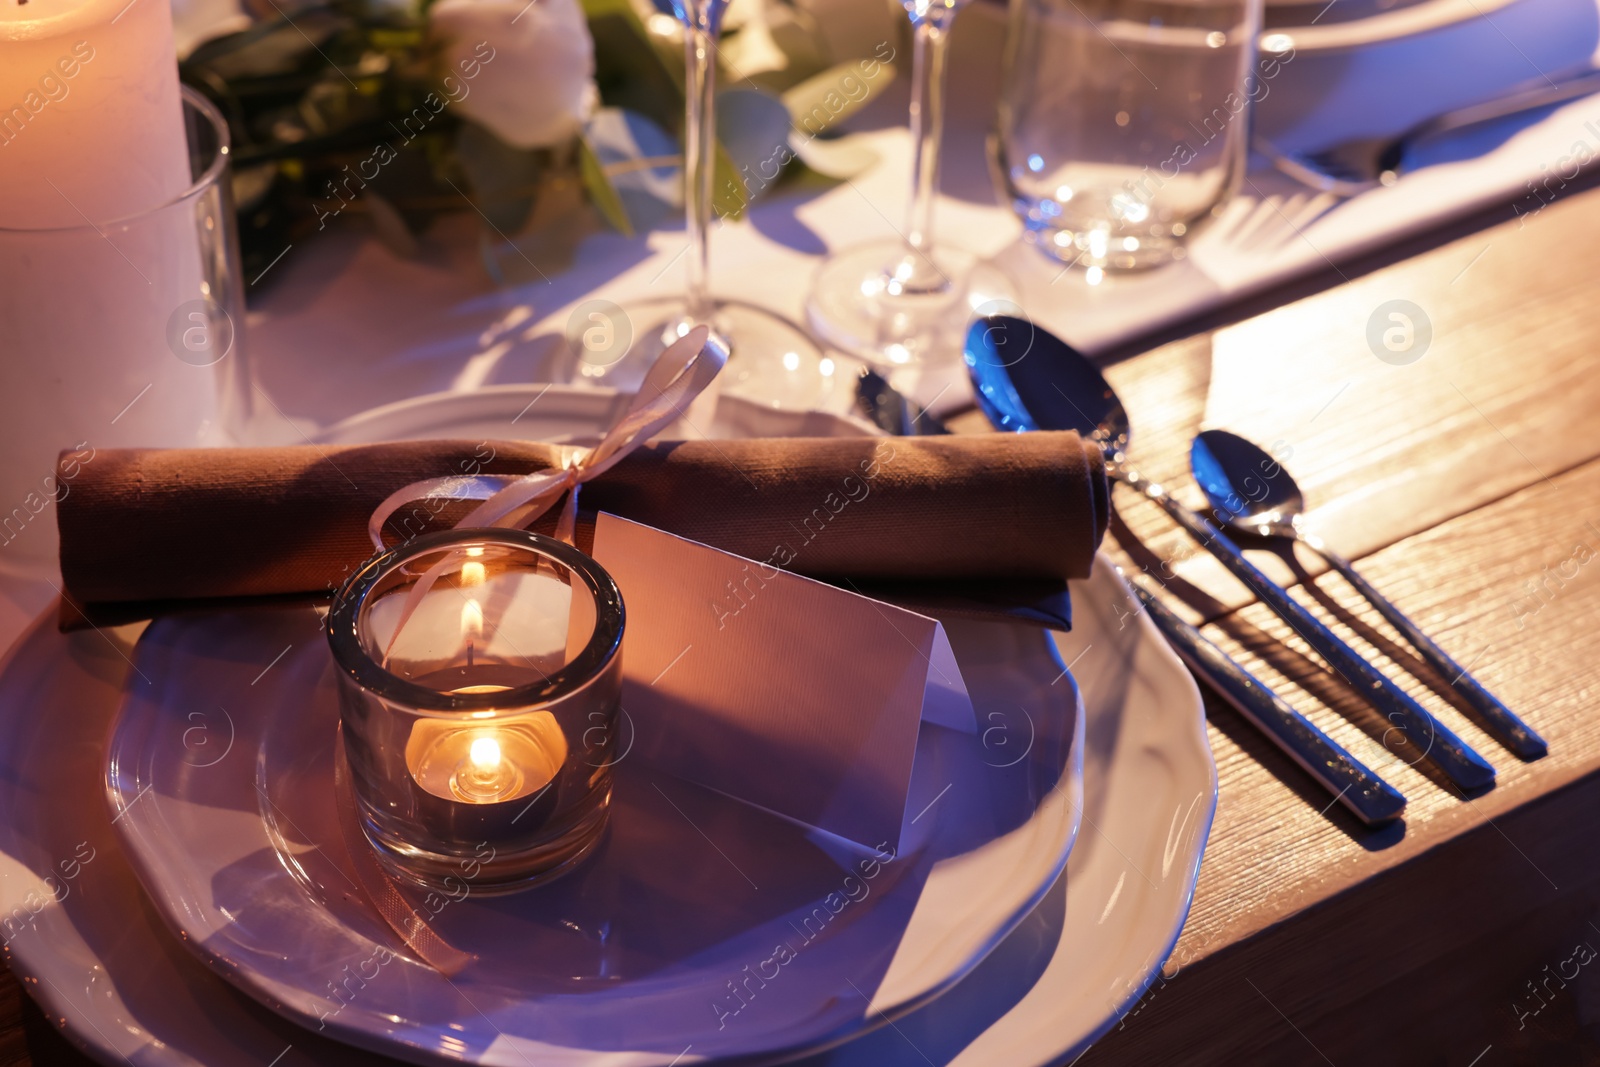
56;433;1108;626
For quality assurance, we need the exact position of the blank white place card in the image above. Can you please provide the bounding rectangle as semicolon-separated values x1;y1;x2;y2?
591;513;974;851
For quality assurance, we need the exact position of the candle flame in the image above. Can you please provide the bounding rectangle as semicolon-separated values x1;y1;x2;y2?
460;561;486;587
469;736;501;770
461;598;484;642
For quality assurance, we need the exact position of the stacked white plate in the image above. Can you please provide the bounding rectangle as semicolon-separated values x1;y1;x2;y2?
0;387;1215;1066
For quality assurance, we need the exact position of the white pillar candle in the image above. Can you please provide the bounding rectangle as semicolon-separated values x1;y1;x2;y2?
0;0;191;228
0;0;231;578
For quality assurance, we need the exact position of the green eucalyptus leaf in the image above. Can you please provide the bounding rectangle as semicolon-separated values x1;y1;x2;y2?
712;141;747;222
580;0;647;26
715;88;793;204
478;228;507;286
577;134;635;237
184;10;350;81
789;133;881;180
587;107;680;231
782;59;897;140
762;2;831;82
587;1;683;127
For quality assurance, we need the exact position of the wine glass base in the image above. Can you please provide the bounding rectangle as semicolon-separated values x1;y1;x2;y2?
567;296;846;413
1022;221;1187;271
805;239;1015;369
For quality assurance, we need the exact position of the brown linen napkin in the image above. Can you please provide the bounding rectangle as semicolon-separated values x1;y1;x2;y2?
57;432;1107;626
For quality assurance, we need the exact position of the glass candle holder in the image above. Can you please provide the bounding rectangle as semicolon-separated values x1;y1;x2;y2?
327;529;625;895
0;85;250;577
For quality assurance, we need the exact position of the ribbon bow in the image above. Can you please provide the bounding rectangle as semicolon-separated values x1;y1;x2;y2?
367;324;725;551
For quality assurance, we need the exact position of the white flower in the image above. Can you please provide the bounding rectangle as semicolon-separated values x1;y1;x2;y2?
780;0;902;67
429;0;598;149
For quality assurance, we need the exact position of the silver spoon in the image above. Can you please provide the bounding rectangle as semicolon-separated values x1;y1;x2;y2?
865;359;1405;822
964;314;1495;791
1190;429;1546;761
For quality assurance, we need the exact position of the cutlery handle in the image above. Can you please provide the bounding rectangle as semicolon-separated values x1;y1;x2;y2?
1311;544;1547;760
1119;471;1496;789
1413;68;1600;145
1127;577;1406;825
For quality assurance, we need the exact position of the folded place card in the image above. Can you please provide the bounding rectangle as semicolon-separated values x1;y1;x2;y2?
591;513;974;852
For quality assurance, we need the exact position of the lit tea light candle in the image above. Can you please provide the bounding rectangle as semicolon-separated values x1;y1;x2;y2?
366;563;578;679
331;530;625;893
404;703;569;806
460;596;484;664
400;597;572;813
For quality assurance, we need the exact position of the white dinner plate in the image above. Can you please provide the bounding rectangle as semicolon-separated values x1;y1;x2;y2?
799;554;1217;1067
0;387;1214;1066
1259;0;1518;53
315;385;882;447
104;606;1084;1067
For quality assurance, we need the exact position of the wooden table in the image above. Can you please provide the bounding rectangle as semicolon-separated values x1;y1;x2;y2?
7;186;1600;1067
1072;182;1600;1064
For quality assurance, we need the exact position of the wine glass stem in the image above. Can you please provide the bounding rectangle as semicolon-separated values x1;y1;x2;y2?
905;18;951;257
684;18;717;323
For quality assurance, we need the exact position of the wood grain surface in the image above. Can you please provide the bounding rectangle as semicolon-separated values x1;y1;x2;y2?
7;142;1600;1067
1079;185;1600;1065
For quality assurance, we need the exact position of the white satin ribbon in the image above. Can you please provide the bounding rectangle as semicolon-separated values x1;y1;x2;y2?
334;730;476;976
367;325;725;551
364;324;724;668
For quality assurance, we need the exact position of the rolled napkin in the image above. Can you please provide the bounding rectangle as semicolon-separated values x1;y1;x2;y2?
57;432;1107;624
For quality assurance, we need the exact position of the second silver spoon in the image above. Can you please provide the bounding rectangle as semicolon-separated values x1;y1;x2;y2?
1190;428;1546;761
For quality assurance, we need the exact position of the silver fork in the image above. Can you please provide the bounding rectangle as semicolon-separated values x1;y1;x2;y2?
1256;67;1600;197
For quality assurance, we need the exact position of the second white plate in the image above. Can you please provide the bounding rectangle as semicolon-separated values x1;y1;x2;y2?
105;608;1084;1066
0;552;1210;1067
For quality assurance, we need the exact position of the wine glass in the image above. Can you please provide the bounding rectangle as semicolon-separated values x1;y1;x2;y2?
603;0;833;411
804;0;1008;370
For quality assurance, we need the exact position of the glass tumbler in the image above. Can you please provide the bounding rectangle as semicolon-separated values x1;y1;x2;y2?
997;0;1265;270
0;85;249;577
328;529;625;895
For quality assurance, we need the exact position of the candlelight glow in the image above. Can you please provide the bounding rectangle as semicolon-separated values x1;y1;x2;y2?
469;736;502;770
406;712;567;806
461;561;487;586
461;598;484;642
